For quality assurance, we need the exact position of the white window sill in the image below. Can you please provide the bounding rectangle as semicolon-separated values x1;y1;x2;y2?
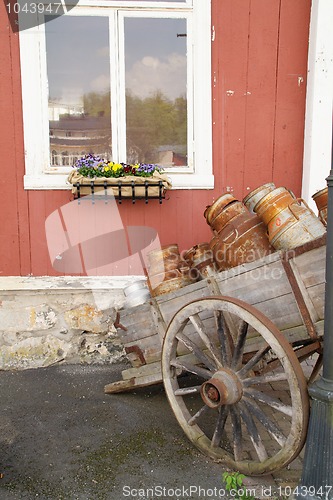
23;172;214;190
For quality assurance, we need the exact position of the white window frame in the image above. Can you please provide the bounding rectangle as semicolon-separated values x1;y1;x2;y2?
19;0;213;190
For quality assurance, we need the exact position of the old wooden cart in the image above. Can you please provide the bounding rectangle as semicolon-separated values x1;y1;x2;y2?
105;235;326;476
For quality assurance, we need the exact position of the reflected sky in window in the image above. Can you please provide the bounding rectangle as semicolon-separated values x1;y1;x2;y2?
45;16;110;103
125;17;187;100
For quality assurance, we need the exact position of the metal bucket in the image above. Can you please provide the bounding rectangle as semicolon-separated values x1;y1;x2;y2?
210;213;273;270
312;187;328;226
204;194;238;225
269;199;326;250
243;183;276;213
124;281;151;307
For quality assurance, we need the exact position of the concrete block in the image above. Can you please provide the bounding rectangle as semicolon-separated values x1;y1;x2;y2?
0;335;69;370
64;305;116;334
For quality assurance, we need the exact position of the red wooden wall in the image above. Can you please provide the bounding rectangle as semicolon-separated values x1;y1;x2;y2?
0;0;311;276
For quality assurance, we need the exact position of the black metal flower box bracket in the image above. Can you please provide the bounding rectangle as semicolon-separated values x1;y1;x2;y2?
75;180;166;205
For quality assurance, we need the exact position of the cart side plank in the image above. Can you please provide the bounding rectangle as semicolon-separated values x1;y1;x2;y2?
121;360;163;381
124;333;163;366
306;283;325;320
157;268;303;335
292;245;326;289
116;302;158;343
104;372;163;394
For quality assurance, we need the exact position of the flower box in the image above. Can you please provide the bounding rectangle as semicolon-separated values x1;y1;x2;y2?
67;155;172;201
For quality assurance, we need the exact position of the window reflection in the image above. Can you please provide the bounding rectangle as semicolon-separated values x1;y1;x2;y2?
45;16;112;167
125;18;187;168
125;17;187;167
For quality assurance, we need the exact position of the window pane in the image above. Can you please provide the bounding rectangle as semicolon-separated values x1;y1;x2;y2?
45;16;112;167
124;18;187;167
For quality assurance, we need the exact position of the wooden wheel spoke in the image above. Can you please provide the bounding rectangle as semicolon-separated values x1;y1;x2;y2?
176;332;216;371
231;320;249;370
238;402;268;462
243;372;288;386
188;405;210;426
244;388;293;417
211;405;229;448
243;397;286;447
230;406;243;461
171;360;212;380
174;386;201;396
259;358;282;376
189;313;223;367
237;344;270;378
215;311;234;366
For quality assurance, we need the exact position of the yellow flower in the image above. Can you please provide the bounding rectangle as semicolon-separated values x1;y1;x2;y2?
104;166;110;172
112;163;123;171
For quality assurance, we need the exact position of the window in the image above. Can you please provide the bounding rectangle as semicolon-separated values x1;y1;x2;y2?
19;0;213;190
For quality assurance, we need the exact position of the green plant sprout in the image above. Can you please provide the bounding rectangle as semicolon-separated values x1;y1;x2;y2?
222;471;256;500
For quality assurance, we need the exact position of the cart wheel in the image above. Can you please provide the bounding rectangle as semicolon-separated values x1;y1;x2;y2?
162;296;309;475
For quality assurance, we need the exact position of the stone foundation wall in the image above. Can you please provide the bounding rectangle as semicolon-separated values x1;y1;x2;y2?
0;277;143;370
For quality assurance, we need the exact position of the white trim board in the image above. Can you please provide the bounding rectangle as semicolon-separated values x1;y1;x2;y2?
302;0;333;209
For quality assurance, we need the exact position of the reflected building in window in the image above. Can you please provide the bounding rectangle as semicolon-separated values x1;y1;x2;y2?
49;107;112;167
157;145;187;168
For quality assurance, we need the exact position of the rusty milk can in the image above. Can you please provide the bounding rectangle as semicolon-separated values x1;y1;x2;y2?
147;244;194;297
147;244;181;275
312;187;328;226
204;194;249;233
209;212;273;270
243;183;276;213
204;194;239;225
209;235;227;271
184;243;217;279
255;187;326;250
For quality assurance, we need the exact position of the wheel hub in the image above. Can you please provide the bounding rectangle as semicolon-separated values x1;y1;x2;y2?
200;368;243;408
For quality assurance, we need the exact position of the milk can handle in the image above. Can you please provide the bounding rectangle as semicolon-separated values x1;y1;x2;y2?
288;202;300;220
296;198;317;216
287;188;297;199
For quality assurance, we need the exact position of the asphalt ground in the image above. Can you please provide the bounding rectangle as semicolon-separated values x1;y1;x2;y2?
0;363;304;500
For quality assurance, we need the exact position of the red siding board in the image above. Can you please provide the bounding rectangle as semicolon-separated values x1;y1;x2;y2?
213;0;251;196
0;13;21;275
45;190;73;275
9;25;31;275
243;0;281;196
28;192;49;275
191;191;213;248
273;0;311;196
161;192;184;247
